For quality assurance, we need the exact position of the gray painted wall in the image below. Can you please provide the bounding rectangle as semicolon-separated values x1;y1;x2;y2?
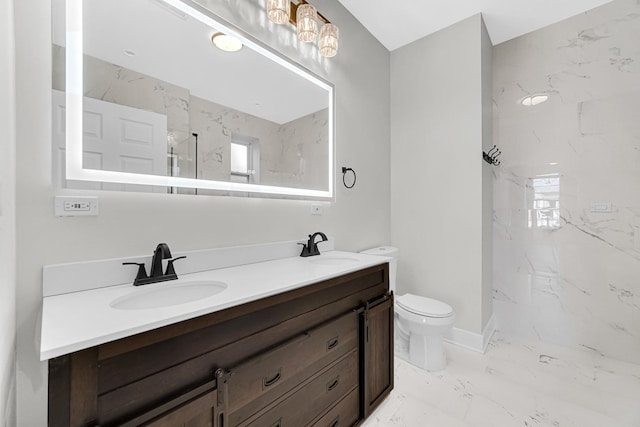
14;0;390;424
0;0;17;424
481;18;494;329
390;14;493;334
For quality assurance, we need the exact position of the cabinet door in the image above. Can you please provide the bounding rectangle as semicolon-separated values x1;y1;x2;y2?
142;390;217;427
360;293;394;417
116;381;218;427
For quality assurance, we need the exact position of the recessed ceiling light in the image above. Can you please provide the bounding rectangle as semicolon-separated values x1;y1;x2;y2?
123;49;137;57
211;33;243;52
521;94;549;106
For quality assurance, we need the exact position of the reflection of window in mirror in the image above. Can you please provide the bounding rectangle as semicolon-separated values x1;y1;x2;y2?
230;135;260;184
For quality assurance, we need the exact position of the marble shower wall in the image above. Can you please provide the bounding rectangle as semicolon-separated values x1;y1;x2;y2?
492;0;640;364
52;47;328;191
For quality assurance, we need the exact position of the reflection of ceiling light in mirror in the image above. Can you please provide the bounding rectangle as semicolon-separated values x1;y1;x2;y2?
123;49;137;57
521;94;549;106
211;33;243;52
549;162;558;165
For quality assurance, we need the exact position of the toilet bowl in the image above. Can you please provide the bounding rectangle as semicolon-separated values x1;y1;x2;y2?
360;247;455;371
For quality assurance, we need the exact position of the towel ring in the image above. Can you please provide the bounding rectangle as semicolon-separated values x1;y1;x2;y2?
342;167;356;189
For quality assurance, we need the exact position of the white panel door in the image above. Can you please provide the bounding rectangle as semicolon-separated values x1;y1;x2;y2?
52;89;168;192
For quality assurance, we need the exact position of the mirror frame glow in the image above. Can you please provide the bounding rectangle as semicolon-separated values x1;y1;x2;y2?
64;0;335;199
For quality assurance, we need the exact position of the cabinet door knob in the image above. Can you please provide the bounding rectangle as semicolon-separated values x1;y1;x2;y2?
263;369;282;388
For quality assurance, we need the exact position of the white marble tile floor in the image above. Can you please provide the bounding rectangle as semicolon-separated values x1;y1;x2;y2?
362;332;640;427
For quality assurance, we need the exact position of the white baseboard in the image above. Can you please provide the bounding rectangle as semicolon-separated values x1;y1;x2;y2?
443;314;496;354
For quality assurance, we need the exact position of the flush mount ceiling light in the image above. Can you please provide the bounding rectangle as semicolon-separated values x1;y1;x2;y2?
521;94;549;106
211;32;243;52
266;0;339;58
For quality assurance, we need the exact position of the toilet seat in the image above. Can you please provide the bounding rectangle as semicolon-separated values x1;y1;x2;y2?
396;293;453;318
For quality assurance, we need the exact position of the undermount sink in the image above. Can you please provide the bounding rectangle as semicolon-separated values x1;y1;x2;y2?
307;255;360;266
110;280;228;310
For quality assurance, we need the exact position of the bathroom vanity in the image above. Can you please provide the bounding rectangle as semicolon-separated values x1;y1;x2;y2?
43;249;393;427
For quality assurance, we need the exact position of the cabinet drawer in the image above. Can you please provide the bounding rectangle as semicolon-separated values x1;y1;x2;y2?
227;311;358;418
310;387;359;427
241;350;359;427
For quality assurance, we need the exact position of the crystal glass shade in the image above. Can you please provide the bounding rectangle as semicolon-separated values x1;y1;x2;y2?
296;3;318;42
319;23;339;57
266;0;290;25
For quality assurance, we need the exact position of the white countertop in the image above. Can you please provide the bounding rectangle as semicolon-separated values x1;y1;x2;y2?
40;250;388;360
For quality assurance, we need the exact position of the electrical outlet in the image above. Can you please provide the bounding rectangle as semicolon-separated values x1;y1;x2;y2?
590;202;612;213
64;200;92;211
311;204;323;215
55;196;99;217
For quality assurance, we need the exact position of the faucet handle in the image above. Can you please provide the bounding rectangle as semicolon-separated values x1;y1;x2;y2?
165;256;187;276
123;262;148;285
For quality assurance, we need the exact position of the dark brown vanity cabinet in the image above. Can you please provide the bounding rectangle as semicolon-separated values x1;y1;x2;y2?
48;264;393;427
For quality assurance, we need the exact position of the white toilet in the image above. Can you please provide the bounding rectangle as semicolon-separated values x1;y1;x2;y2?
360;246;455;371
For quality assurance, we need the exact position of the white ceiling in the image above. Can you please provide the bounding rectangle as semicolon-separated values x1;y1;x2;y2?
337;0;615;50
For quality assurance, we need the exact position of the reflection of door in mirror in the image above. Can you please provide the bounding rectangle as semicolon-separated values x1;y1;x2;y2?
51;89;168;193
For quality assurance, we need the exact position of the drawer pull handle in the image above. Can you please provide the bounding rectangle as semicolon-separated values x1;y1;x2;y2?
327;336;339;350
270;418;282;427
263;369;282;388
329;416;339;427
326;376;339;392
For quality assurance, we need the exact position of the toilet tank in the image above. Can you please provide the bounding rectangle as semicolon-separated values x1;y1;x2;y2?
359;247;399;292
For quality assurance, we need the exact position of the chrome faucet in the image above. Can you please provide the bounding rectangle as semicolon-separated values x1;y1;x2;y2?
123;243;186;286
299;232;328;257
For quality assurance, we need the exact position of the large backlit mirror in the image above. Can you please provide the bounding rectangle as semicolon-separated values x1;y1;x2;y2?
51;0;334;199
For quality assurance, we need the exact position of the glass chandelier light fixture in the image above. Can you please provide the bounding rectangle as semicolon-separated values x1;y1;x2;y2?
318;23;339;57
265;0;339;58
266;0;290;25
296;3;317;42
